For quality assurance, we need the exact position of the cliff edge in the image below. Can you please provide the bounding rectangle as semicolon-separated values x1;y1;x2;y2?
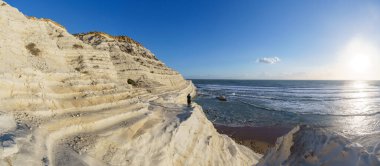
0;1;260;165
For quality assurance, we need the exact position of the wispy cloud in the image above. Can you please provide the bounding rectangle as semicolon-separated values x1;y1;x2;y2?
256;57;281;64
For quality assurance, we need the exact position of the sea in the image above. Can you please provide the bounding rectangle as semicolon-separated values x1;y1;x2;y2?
192;79;380;151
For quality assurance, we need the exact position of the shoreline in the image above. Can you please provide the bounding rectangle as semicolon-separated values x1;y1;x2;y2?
214;124;293;154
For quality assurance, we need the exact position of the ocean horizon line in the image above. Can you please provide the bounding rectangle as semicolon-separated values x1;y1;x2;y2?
188;78;380;81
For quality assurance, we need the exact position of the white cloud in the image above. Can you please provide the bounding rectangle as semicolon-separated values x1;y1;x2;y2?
256;57;281;64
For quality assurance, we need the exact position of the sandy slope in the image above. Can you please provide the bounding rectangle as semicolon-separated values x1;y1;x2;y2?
0;1;260;165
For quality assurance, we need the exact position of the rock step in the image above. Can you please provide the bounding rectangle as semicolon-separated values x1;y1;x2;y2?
42;107;151;165
1;85;137;111
30;95;143;117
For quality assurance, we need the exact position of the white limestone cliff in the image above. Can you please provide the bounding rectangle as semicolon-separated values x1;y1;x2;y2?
4;1;378;166
257;125;380;166
0;1;260;165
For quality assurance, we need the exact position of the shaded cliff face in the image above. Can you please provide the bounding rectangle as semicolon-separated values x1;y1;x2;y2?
258;126;380;166
0;1;260;165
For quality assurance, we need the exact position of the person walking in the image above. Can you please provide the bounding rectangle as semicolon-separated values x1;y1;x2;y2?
187;94;191;107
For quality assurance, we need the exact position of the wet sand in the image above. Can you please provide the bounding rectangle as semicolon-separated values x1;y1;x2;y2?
214;124;293;154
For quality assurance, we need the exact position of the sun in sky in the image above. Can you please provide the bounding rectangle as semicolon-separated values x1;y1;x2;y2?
338;37;379;80
348;54;371;73
346;40;373;74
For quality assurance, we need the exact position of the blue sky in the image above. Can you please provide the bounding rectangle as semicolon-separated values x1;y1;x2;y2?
6;0;380;80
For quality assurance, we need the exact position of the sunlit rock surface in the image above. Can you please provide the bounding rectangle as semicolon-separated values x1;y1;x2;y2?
0;1;261;165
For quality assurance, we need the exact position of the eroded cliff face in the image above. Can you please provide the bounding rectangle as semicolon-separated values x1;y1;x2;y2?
74;32;183;88
0;1;260;165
